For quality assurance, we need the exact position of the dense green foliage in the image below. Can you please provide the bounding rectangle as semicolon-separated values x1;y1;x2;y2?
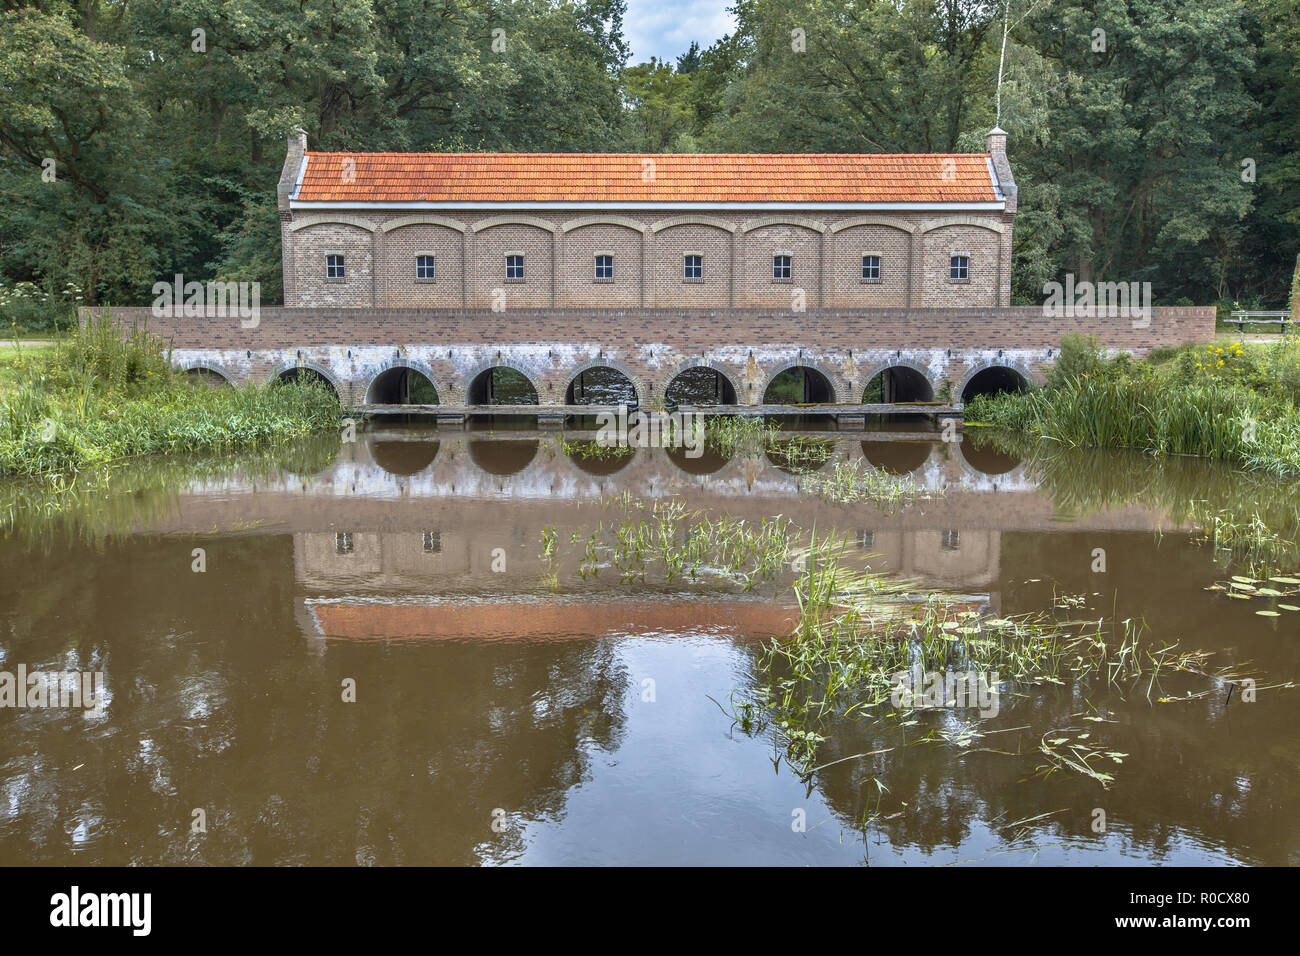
0;0;1297;321
967;334;1300;475
0;317;339;479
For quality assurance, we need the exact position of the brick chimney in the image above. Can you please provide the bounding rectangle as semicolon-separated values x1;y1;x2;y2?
277;128;308;216
986;127;1017;213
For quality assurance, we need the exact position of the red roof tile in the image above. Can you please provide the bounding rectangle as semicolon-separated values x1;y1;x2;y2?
293;152;998;204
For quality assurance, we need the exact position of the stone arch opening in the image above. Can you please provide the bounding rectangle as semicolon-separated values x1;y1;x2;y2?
961;366;1029;402
861;440;931;475
467;366;539;406
665;366;737;408
367;435;440;476
765;436;834;475
469;439;539;476
563;440;636;476
274;366;340;403
183;366;233;388
565;365;638;409
366;366;439;405
862;366;934;404
763;365;835;404
667;446;732;476
957;441;1022;476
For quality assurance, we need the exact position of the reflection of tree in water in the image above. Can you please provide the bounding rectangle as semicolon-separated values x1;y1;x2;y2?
0;534;629;865
279;431;349;477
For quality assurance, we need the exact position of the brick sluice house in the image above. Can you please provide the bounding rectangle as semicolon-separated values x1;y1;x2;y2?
90;130;1213;409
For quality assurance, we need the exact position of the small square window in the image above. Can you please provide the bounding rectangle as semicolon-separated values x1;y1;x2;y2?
506;255;525;280
773;255;792;280
335;531;354;554
594;254;613;280
326;254;345;280
684;255;702;280
416;255;436;280
949;255;969;281
422;530;441;554
941;529;961;551
859;530;875;551
862;255;881;280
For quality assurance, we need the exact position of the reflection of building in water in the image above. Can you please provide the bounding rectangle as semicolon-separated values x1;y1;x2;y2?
295;525;1002;598
852;529;1000;596
154;431;1180;641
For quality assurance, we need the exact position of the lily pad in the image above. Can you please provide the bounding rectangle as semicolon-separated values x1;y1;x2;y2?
1268;576;1300;585
1256;610;1281;617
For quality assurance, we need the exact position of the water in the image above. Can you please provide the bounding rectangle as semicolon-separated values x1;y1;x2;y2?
1;425;1297;865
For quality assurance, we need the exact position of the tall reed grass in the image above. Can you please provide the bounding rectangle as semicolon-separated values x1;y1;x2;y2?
0;314;339;480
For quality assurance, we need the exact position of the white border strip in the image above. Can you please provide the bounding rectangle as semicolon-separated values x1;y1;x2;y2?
289;200;1006;212
986;157;1004;201
289;154;308;201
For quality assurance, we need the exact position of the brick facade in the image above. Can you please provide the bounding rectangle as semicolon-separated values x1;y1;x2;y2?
281;209;1015;311
86;304;1217;408
277;132;1019;310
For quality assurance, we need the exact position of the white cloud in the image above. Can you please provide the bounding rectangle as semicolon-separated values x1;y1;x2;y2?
624;0;737;64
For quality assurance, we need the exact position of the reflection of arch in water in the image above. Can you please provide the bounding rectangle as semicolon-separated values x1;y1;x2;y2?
367;435;440;476
861;440;932;475
666;445;732;476
959;364;1031;402
469;439;539;476
956;440;1022;476
664;364;739;407
861;364;934;403
564;364;639;410
563;440;637;476
271;362;343;402
762;363;837;404
366;363;441;405
465;364;541;405
180;363;235;387
765;436;834;475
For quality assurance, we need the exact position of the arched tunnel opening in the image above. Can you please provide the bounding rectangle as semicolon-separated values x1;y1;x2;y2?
862;366;936;426
274;367;339;403
469;439;539;476
367;433;440;476
664;367;737;408
367;366;439;405
863;367;934;404
764;366;835;405
564;439;636;476
961;366;1029;402
183;367;232;388
565;366;638;410
861;440;931;475
467;367;539;406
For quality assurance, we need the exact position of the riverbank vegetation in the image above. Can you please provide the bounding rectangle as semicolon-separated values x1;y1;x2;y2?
967;335;1300;477
0;317;338;482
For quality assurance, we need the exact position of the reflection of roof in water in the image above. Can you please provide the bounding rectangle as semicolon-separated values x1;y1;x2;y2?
307;595;796;641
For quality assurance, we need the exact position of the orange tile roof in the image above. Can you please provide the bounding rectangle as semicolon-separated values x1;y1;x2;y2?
293;152;999;204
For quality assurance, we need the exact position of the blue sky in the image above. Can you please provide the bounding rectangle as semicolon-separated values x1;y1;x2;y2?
624;0;737;64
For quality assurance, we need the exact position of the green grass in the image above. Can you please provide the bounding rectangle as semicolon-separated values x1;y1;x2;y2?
966;335;1300;476
0;314;339;481
0;342;57;394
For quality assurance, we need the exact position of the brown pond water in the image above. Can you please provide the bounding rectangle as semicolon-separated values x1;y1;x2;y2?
1;425;1298;865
